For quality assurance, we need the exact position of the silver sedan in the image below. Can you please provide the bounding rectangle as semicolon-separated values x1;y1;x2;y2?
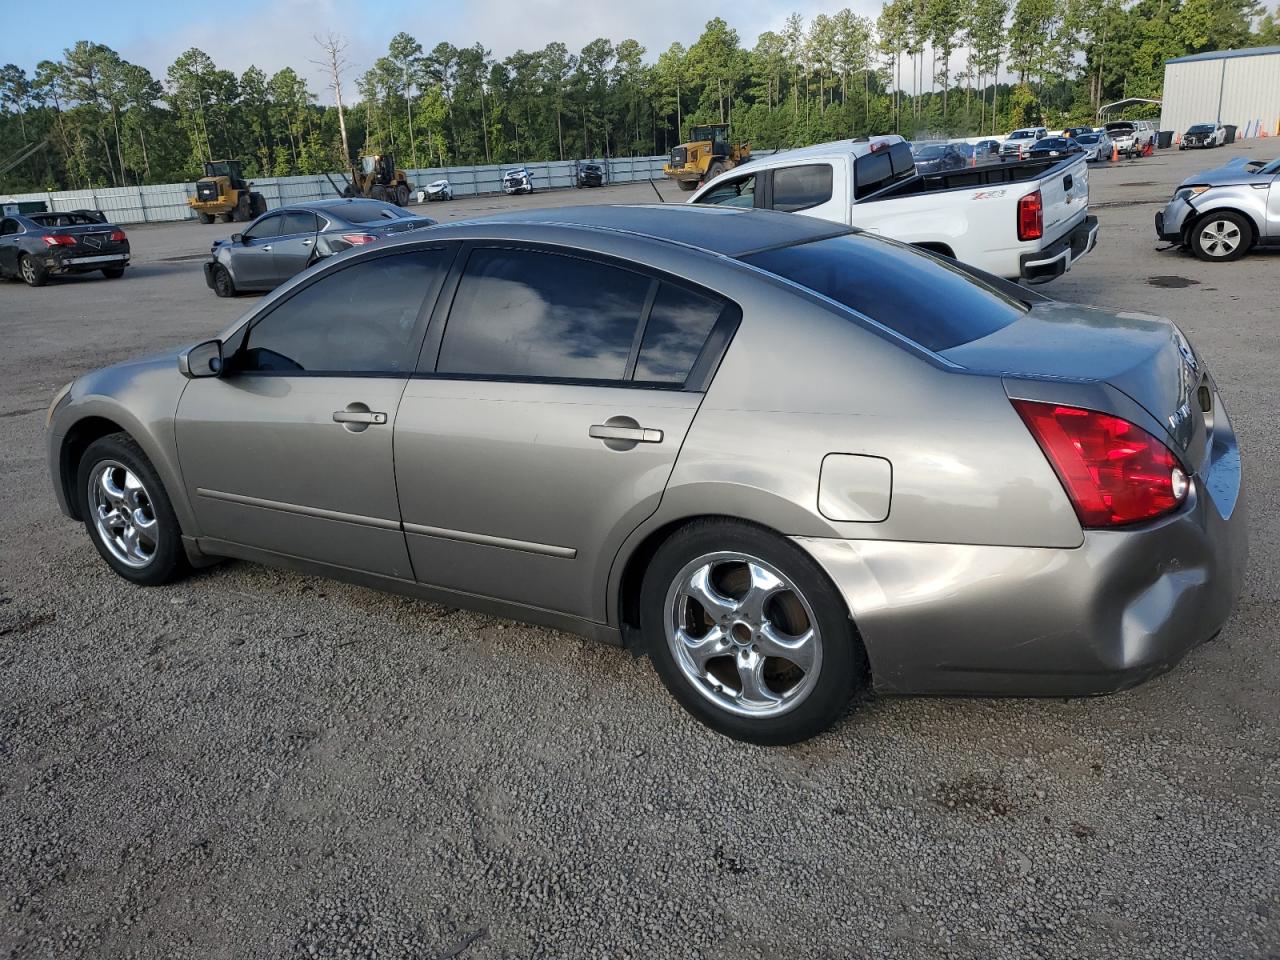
47;206;1247;744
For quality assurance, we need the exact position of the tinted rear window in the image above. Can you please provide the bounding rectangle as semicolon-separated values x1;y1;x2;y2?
771;164;833;212
742;234;1026;352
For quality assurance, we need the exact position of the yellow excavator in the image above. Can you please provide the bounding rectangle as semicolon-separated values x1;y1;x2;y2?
189;160;266;224
663;123;751;192
341;154;414;206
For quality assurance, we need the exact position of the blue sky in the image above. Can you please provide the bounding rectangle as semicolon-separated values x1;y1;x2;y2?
0;0;876;102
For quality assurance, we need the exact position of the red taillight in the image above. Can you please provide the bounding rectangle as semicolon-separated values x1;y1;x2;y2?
109;229;127;242
1012;399;1189;528
1017;190;1043;241
42;234;76;247
342;233;378;245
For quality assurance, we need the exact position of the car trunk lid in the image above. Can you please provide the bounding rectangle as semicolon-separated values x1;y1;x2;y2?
941;301;1207;470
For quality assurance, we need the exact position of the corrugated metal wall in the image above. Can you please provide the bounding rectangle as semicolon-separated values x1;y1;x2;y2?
1160;52;1280;136
0;154;677;225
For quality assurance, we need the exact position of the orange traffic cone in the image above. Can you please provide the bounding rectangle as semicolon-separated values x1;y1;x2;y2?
1111;141;1119;161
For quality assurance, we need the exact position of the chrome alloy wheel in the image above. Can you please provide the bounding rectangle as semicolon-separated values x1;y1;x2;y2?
88;460;159;568
665;552;823;719
1199;219;1241;257
20;257;36;284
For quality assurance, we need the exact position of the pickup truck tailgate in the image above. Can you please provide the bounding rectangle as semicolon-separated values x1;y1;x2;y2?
1039;156;1089;238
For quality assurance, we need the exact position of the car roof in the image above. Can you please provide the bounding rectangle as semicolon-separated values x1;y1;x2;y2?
281;198;404;214
748;136;904;166
425;204;851;258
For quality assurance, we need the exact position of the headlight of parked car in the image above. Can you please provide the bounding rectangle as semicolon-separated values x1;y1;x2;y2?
1174;185;1211;202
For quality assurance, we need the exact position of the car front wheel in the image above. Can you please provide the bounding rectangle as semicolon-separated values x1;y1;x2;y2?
1191;212;1252;262
76;433;189;586
641;519;867;744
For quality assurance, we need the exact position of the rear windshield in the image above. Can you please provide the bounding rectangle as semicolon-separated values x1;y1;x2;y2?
1034;138;1069;148
915;145;946;158
1009;130;1035;139
29;212;103;227
334;202;415;223
1077;133;1100;143
742;234;1026;352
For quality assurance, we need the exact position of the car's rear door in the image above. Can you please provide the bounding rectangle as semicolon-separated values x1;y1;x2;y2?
393;243;737;622
232;212;282;288
1266;170;1280;238
765;161;845;221
0;217;22;275
176;245;455;578
270;210;320;283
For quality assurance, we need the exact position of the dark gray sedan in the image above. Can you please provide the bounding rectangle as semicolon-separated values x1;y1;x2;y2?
204;198;435;296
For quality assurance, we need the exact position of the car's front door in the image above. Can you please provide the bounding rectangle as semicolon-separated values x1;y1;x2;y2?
1267;172;1280;238
175;245;455;578
232;212;282;288
394;244;735;622
270;210;320;283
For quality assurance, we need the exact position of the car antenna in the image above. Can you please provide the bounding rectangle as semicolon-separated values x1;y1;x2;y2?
646;176;666;203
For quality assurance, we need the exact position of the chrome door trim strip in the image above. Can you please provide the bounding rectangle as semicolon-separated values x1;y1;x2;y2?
195;487;402;531
402;521;577;559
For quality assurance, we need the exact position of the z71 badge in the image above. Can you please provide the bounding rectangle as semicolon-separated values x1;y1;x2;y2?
971;189;1008;200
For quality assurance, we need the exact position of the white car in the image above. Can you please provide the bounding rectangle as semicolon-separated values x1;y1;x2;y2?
689;136;1098;284
1000;128;1048;160
1104;119;1156;157
422;179;453;201
1180;123;1227;149
502;168;534;195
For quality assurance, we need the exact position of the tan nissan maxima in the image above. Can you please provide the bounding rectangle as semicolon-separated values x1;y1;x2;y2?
47;205;1247;744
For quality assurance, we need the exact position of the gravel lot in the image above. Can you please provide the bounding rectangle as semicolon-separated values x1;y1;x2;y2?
2;145;1278;959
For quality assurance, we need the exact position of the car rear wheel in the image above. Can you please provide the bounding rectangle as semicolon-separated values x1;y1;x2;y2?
77;433;189;586
641;519;867;744
1191;212;1252;262
210;264;236;298
101;267;125;279
19;254;47;287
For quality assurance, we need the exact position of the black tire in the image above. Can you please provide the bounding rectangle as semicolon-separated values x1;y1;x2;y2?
76;433;190;587
1190;211;1253;262
210;264;236;297
219;211;235;223
640;519;867;745
101;267;125;279
198;212;215;224
250;193;267;217
233;194;251;222
676;179;698;192
19;253;48;287
395;184;410;206
705;161;725;183
370;184;387;202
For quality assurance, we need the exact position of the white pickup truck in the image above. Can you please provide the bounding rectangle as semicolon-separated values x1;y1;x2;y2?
688;136;1098;283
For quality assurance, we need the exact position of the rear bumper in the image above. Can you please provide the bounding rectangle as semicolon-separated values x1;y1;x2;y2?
1019;214;1099;283
47;252;130;275
798;404;1246;697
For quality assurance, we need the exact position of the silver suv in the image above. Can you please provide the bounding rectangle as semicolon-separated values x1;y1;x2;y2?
1000;127;1047;160
1156;155;1280;260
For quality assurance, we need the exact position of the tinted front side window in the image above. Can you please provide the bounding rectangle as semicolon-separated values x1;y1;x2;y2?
634;284;724;384
697;174;756;208
244;215;281;240
238;249;449;373
438;248;651;381
743;234;1026;352
772;165;833;212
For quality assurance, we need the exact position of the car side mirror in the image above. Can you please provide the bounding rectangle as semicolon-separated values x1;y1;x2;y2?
231;233;245;244
179;339;224;379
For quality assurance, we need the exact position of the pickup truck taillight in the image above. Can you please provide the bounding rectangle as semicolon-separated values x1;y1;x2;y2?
42;234;77;247
1012;399;1188;527
1017;191;1043;241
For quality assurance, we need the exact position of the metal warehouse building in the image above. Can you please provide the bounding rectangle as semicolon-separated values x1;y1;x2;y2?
1160;46;1280;138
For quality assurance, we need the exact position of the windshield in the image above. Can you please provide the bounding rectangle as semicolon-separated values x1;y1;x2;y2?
915;145;946;159
1187;124;1214;133
1256;157;1280;174
742;233;1026;352
1077;133;1100;144
1009;131;1035;140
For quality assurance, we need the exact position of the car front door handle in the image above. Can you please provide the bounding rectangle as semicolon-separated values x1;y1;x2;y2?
589;424;663;443
262;244;272;251
302;239;313;245
333;409;387;425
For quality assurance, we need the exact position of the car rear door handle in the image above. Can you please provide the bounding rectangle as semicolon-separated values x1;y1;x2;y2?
333;409;387;425
589;424;663;443
302;239;313;245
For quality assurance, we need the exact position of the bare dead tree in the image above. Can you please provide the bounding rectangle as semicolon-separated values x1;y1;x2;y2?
311;33;352;167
